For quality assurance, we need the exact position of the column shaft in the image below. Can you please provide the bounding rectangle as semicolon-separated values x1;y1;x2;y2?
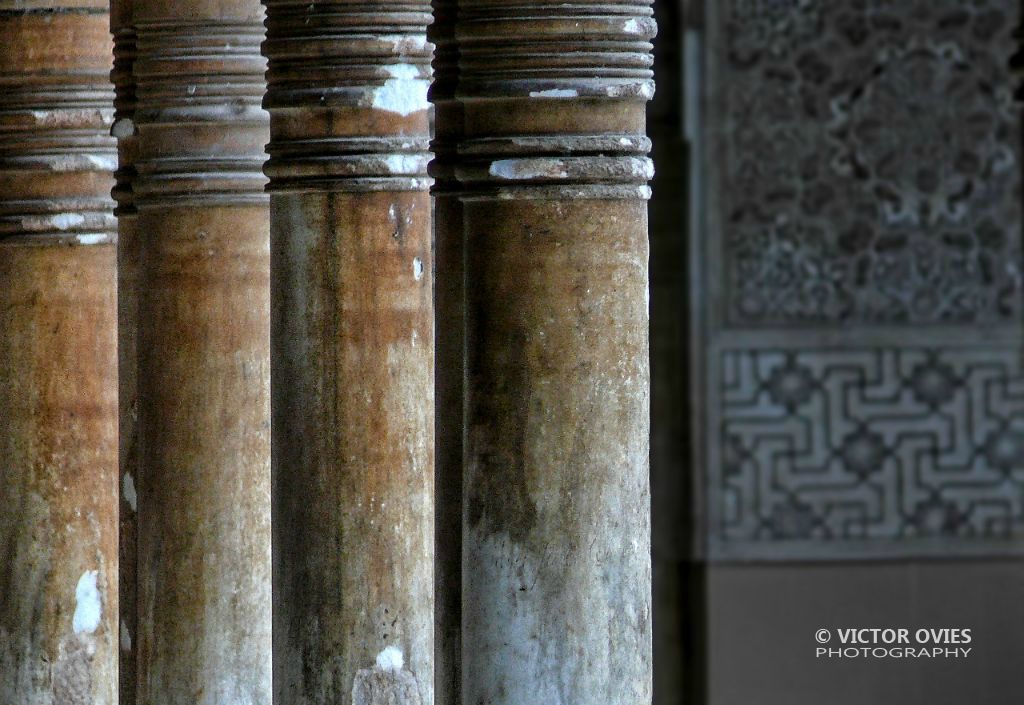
428;0;463;701
0;4;119;702
133;1;272;703
456;1;656;703
110;0;138;702
263;3;435;704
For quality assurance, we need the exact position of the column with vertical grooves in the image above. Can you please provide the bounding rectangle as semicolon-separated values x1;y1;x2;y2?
0;3;119;703
262;3;434;704
132;1;272;703
427;0;462;702
110;0;138;702
456;1;655;703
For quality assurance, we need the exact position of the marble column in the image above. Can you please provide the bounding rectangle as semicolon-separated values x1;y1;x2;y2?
428;0;463;701
110;0;139;701
455;0;656;702
262;2;435;704
0;3;119;702
132;0;272;702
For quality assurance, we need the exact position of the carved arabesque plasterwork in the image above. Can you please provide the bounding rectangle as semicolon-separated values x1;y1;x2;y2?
720;0;1021;324
700;0;1024;559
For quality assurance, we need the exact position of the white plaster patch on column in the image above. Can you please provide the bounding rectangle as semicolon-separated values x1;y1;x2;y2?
86;154;119;170
528;89;578;98
75;234;109;245
370;33;431;55
47;153;119;172
376;645;404;671
120;622;132;652
372;65;429;116
122;472;137;512
384;154;426;174
73;570;102;635
31;107;112;126
53;213;86;230
111;117;136;139
488;159;568;180
412;258;424;281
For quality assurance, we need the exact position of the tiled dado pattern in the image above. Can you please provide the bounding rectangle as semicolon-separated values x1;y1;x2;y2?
714;346;1024;555
701;0;1024;558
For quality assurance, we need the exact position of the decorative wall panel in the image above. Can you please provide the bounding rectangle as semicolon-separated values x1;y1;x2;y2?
696;0;1024;559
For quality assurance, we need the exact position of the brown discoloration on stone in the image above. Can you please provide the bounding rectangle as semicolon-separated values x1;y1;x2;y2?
132;0;272;702
0;243;118;704
269;192;434;705
461;204;653;703
462;199;652;705
455;1;655;703
135;209;271;704
264;3;434;703
0;4;118;703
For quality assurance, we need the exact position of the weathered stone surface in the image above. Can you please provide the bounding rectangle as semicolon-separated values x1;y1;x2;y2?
132;1;272;702
263;3;434;704
0;245;119;705
0;6;118;702
428;0;463;701
110;0;139;702
455;1;655;702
